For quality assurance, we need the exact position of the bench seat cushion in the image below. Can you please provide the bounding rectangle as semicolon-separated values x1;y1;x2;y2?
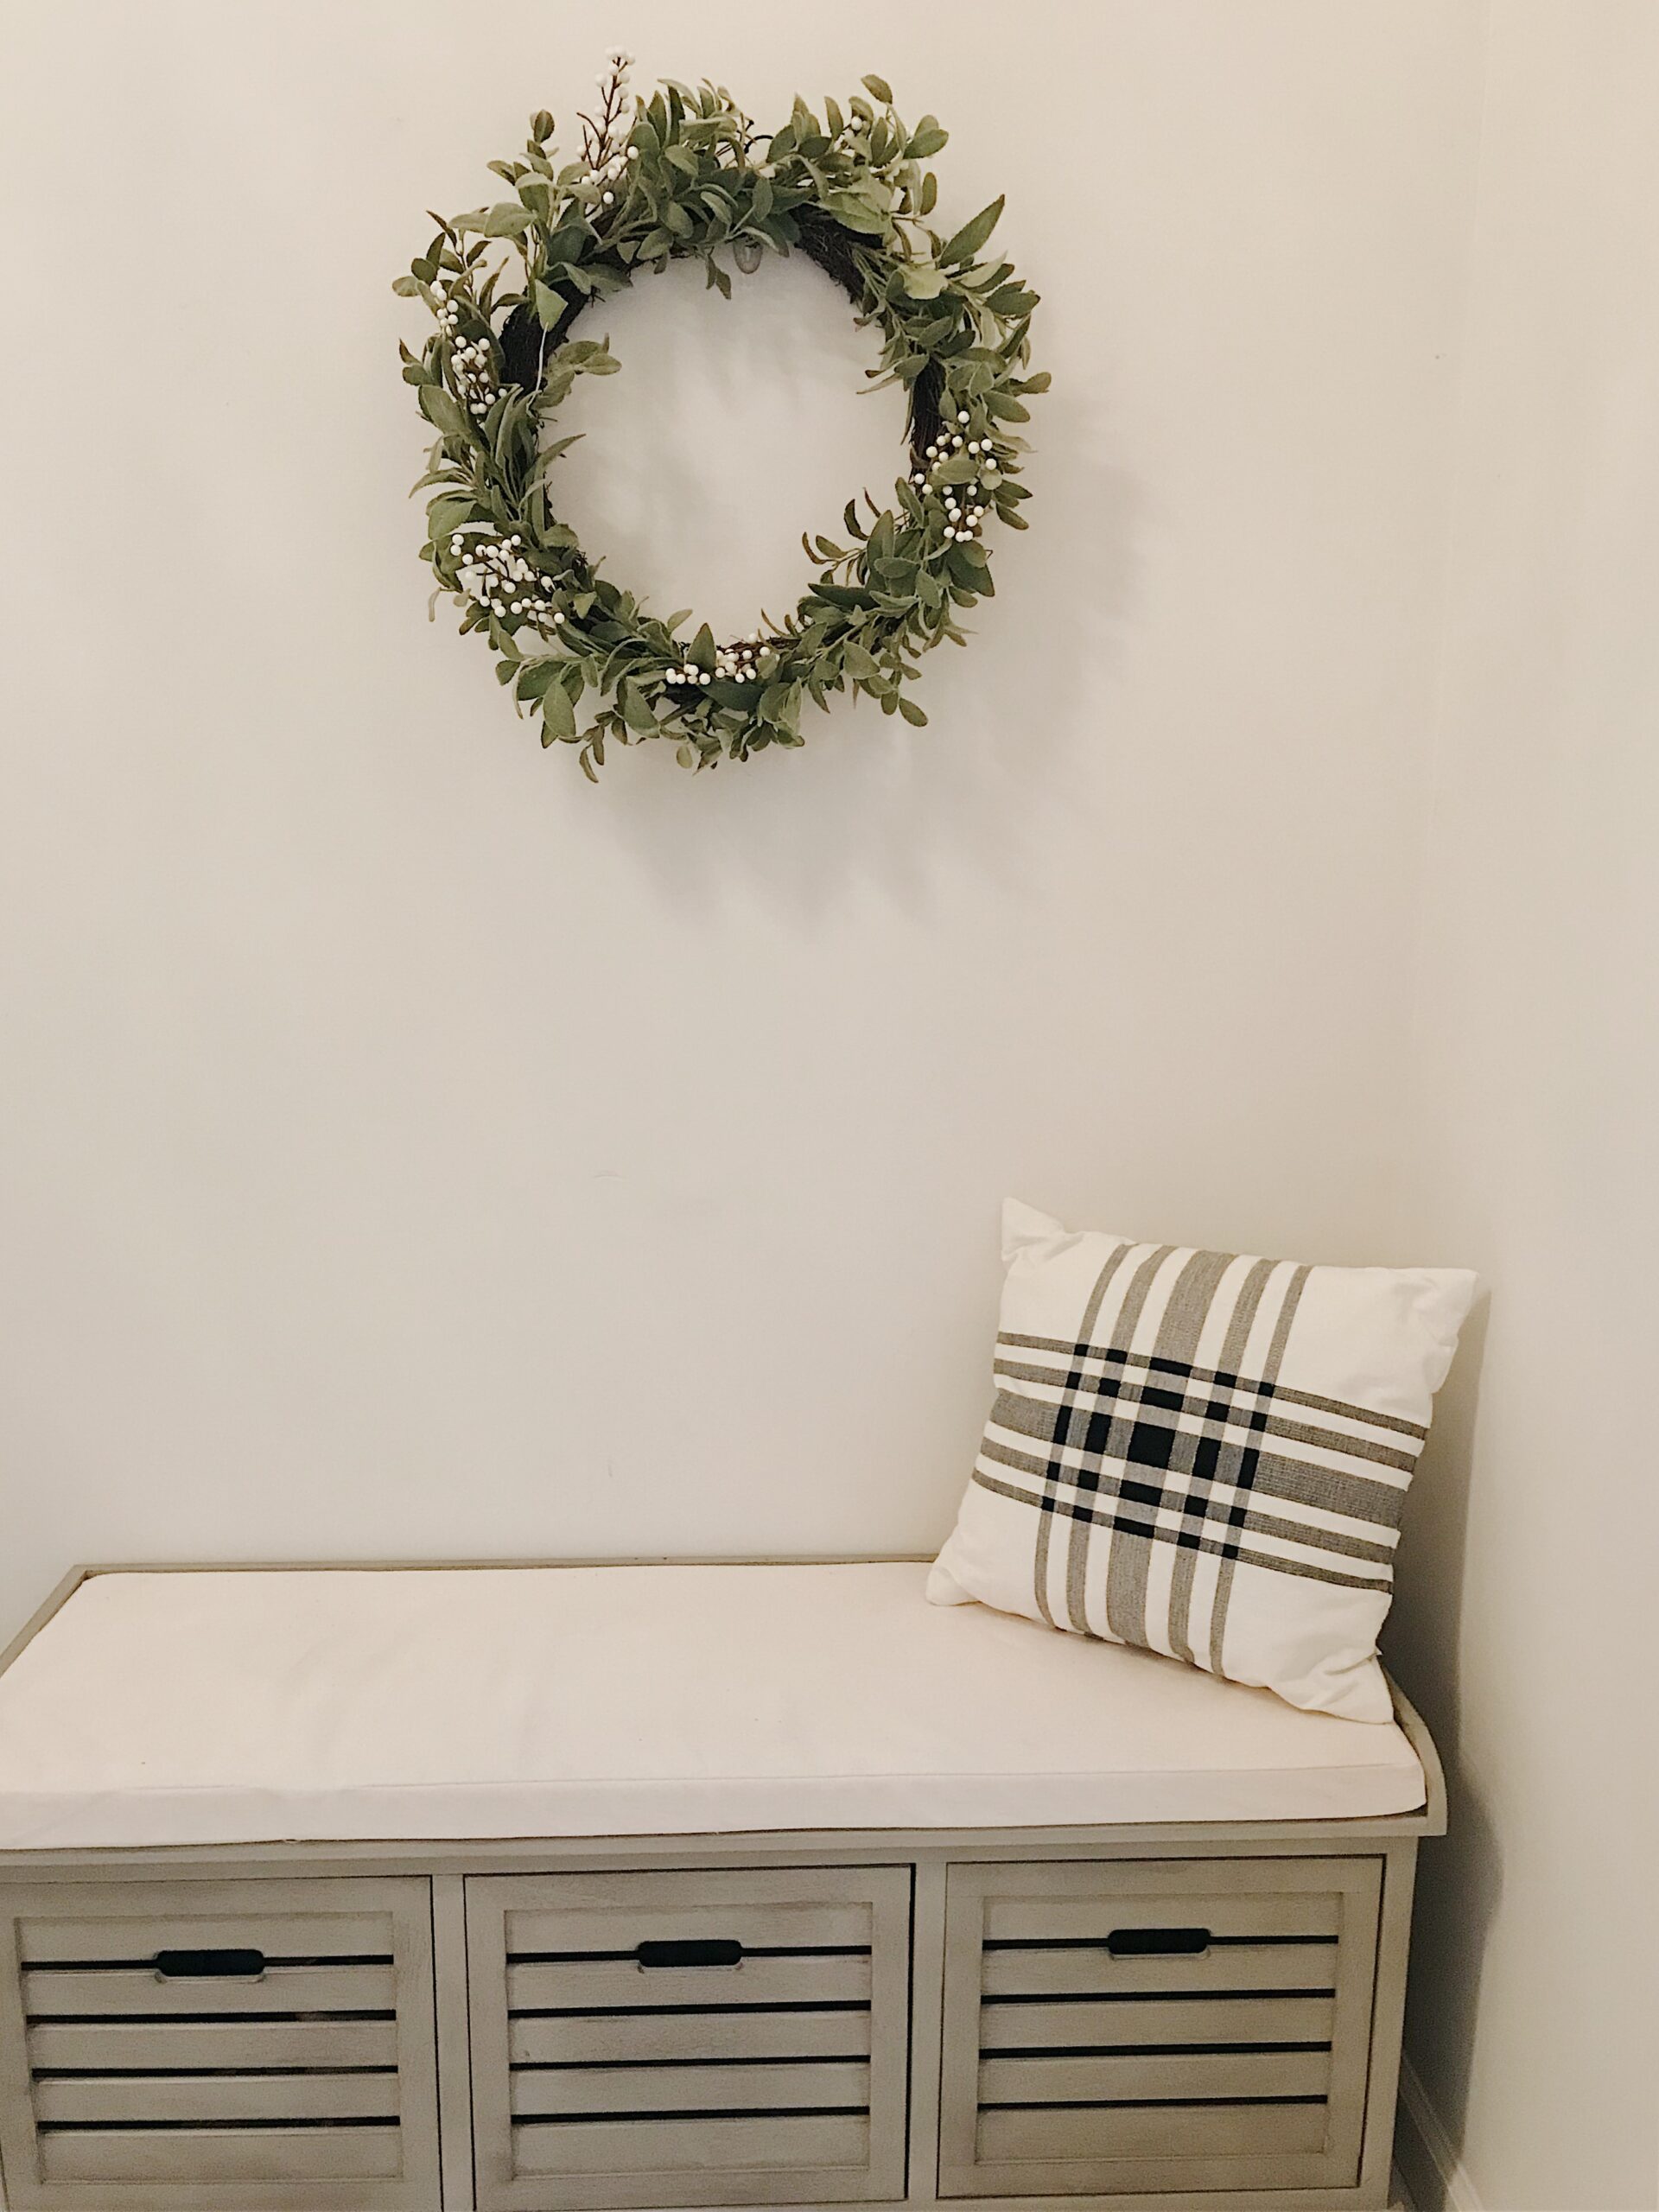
0;1563;1424;1849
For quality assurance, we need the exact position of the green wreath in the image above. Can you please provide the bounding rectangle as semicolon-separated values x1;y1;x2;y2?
396;59;1046;777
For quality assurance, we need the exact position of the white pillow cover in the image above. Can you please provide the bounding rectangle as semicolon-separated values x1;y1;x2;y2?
930;1201;1476;1720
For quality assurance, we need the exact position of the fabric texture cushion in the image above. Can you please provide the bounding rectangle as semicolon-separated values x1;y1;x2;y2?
929;1201;1476;1720
0;1562;1425;1848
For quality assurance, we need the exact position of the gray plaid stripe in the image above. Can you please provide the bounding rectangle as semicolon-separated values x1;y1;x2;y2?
983;1414;1408;1535
1210;1262;1310;1674
978;1438;1397;1564
992;1358;1420;1473
1117;1246;1234;1656
994;1341;1427;1452
1068;1246;1176;1636
972;1470;1393;1592
1030;1239;1133;1629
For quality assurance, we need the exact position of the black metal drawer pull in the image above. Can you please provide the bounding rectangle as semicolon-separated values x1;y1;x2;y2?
1105;1926;1211;1958
635;1937;744;1969
153;1947;268;1980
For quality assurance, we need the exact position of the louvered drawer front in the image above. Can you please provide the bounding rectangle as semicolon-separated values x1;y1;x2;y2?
0;1878;440;2211
466;1867;911;2210
938;1857;1382;2199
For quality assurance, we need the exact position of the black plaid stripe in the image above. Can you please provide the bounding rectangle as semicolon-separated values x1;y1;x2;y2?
972;1469;1395;1592
989;1363;1415;1528
997;1333;1428;1445
983;1306;1414;1611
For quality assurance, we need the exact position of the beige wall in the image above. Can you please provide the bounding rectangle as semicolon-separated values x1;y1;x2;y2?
7;5;1654;2204
0;0;1480;1620
1387;8;1659;2207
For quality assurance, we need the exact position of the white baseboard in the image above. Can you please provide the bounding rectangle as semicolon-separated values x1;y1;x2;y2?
1395;2054;1483;2212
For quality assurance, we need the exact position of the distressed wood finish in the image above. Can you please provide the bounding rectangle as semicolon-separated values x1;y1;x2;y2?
39;2126;405;2186
980;1938;1343;1999
977;2102;1332;2164
434;1871;480;2212
510;2062;873;2118
16;1908;395;1959
25;2017;401;2071
938;1856;1382;2203
506;1951;873;2011
977;2049;1333;2104
512;2113;871;2179
34;2070;402;2125
0;1875;440;2212
22;1960;398;2015
977;1993;1338;2049
511;2008;871;2066
467;1866;911;2212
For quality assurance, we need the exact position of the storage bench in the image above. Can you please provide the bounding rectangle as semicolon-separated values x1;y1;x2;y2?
0;1561;1440;2212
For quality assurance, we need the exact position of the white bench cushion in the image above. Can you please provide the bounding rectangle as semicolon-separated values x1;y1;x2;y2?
0;1563;1424;1849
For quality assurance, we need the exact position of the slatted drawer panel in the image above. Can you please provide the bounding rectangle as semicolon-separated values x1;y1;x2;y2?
467;1868;911;2210
0;1878;440;2211
938;1857;1382;2199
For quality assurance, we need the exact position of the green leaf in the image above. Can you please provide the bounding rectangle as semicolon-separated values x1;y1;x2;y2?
938;194;1004;266
817;191;887;235
391;273;422;297
481;201;534;237
427;493;476;538
541;682;576;741
532;281;567;330
619;681;658;734
899;263;947;298
690;622;716;672
861;73;894;103
515;660;561;702
417;385;468;437
897;694;928;726
907;122;948;158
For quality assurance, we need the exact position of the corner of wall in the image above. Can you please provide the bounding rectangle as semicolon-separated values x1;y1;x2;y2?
1395;2056;1486;2212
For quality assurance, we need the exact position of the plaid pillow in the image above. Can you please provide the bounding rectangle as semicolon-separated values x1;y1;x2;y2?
929;1201;1476;1719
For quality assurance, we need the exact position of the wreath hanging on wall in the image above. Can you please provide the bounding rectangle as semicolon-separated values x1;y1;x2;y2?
395;58;1046;776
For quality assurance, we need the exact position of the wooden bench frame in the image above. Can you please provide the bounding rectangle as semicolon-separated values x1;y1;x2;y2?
0;1560;1444;2212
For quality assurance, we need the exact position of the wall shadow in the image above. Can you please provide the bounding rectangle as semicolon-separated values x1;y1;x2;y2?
1383;1292;1502;2183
